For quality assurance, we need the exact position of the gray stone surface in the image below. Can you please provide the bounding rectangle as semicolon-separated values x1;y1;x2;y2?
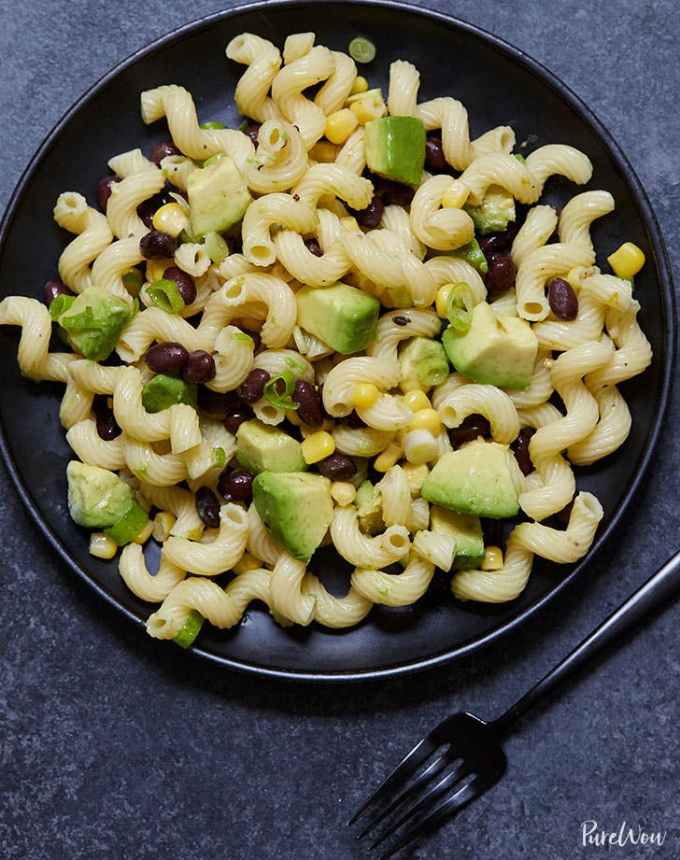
1;1;679;858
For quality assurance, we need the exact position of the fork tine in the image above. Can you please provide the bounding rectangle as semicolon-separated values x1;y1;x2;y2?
348;734;439;825
357;750;450;839
370;762;472;849
378;771;489;859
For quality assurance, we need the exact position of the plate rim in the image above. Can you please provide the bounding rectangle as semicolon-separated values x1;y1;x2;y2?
0;0;675;682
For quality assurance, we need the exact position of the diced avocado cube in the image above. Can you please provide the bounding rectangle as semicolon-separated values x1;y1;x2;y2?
464;186;516;235
104;501;149;546
187;156;252;237
296;282;380;355
236;420;306;475
56;286;132;361
253;472;333;561
355;480;383;535
442;302;538;390
399;337;449;392
365;116;426;187
452;237;488;274
142;374;197;413
203;231;229;264
422;440;520;519
67;461;134;529
430;506;484;570
174;610;205;649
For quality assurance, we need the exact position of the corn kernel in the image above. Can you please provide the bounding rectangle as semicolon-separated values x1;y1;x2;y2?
146;257;174;282
409;408;442;435
310;141;340;163
331;481;357;506
403;429;438;465
374;440;403;472
325;109;359;145
233;552;261;574
151;202;188;238
302;430;335;464
351;75;369;95
133;519;154;545
349;89;386;124
403;390;430;413
354;382;380;409
481;546;504;571
89;532;118;560
436;284;454;318
607;242;645;279
441;180;469;209
152;511;176;543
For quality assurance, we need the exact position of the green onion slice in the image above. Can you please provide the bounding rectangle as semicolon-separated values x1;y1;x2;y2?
147;279;185;315
448;306;471;335
348;36;376;64
174;610;205;649
200;120;225;130
263;371;299;410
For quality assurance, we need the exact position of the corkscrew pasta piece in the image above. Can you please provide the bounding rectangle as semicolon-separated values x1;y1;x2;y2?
270;553;316;626
352;552;435;607
302;572;372;628
66;419;125;470
271;43;335;148
226;33;283;122
245;120;309;194
388;60;420;117
331;507;410;568
124;438;189;487
162;503;248;576
368;309;441;364
119;543;186;603
105;163;165;240
219;273;297;348
53;192;113;293
410;175;475;251
242;193;317;266
314;50;357;115
437;383;520;444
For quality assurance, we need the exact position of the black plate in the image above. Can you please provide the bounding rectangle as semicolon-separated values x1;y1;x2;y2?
0;1;674;681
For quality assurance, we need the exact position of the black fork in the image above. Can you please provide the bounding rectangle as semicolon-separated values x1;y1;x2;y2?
350;549;680;858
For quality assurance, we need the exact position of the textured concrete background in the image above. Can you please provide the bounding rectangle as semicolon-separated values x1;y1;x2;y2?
1;1;679;858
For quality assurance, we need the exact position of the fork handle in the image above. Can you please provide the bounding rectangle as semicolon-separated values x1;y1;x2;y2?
492;549;680;735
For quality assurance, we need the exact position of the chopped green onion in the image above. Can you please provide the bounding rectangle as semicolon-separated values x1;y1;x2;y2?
450;282;475;312
448;306;471;335
122;268;144;295
212;447;226;469
263;370;299;410
200;120;225;130
513;153;526;164
147;279;185;315
174;610;204;649
233;331;255;347
49;294;75;320
103;502;149;547
348;36;376;64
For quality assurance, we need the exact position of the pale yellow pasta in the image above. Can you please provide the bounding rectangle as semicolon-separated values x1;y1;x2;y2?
160;154;196;191
247;503;285;566
388;60;420;117
274;228;351;287
410;175;475;251
66;419;125;470
405;497;430;533
283;32;315;64
377;465;411;526
216;252;261;281
163;503;248;576
271;44;335;148
511;205;558;268
242;193;316;266
413;529;456;571
358;392;412;432
489;289;518;318
270;553;316;626
331;507;410;567
208;325;255;393
425;256;486;306
226;33;282;122
253;399;286;426
514;492;603;562
515;242;596;322
431;373;470;410
586;302;652;392
369;309;440;366
293;163;373;210
558;190;615;256
314;50;357;115
505;350;553;409
106;166;165;240
0;296;56;380
245;120;308;194
53;192;113;293
58;383;94;430
381;204;426;259
116;307;204;362
219;273;297;348
146;568;275;638
253;348;314;383
173;242;211;278
137;482;204;539
352;552;435;606
335;127;366;175
302;573;372;628
567;386;632;466
169;404;201;455
533;288;605;350
112;367;171;441
140;85;254;173
524;144;594;200
452;535;533;603
437;383;520;444
333;425;395;457
323;356;400;416
91;236;144;300
119;544;186;603
124;437;188;487
293;326;334;360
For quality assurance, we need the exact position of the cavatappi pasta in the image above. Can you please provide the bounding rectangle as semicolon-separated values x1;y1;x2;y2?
0;32;653;648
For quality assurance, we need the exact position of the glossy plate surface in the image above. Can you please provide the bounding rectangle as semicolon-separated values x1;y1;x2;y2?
0;1;673;681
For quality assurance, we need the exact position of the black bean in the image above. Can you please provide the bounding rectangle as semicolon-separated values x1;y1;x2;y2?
96;175;119;212
485;254;517;297
43;279;73;306
482;518;504;548
425;136;446;171
304;237;323;257
393;315;410;326
95;409;121;440
218;467;253;503
145;342;190;376
356;196;384;229
293;380;324;426
195;486;220;528
183;350;216;384
510;427;535;476
150;141;180;166
198;387;242;417
140;230;178;259
244;123;261;145
163;266;196;304
477;222;520;256
547;277;578;321
372;176;415;207
137;190;174;229
224;406;253;434
448;414;491;447
317;453;357;481
238;368;270;404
